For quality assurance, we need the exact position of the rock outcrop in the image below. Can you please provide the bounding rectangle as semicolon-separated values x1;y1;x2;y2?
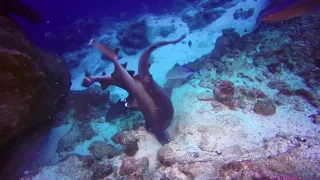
0;17;71;146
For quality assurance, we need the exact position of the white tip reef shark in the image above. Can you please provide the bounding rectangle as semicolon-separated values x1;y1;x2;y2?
82;34;186;144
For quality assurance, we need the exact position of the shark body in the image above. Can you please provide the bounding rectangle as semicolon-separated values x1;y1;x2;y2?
83;35;186;144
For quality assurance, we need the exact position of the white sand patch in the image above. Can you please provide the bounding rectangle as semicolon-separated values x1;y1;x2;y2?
166;82;320;156
134;129;163;170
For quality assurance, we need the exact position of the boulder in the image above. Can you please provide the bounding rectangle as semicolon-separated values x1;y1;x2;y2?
0;17;71;146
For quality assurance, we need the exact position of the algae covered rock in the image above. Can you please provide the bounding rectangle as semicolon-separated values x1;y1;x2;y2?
0;17;71;146
254;100;277;116
112;130;139;156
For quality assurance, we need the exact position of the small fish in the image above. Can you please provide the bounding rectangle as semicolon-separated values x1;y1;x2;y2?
165;64;200;80
259;0;320;22
188;40;192;47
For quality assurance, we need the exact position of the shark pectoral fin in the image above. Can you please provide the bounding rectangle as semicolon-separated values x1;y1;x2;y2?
100;82;110;90
82;71;94;87
99;73;115;90
154;130;171;145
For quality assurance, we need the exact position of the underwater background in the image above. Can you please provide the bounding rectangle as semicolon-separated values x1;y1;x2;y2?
1;0;320;179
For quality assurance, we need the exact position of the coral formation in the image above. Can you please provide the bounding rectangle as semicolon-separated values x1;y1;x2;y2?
112;131;139;156
88;140;119;160
119;157;149;179
214;80;238;109
233;8;255;20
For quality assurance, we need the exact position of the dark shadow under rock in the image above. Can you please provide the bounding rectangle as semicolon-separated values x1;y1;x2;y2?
64;85;110;122
57;123;96;154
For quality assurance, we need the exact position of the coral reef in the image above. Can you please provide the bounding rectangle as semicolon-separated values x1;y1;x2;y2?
15;1;320;180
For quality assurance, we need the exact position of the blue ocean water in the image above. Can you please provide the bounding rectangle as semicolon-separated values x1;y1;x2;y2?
1;0;320;179
16;0;173;51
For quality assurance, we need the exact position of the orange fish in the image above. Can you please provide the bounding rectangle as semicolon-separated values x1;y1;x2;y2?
259;0;320;22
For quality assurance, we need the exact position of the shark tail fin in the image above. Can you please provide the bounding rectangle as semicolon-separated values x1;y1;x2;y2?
82;71;94;87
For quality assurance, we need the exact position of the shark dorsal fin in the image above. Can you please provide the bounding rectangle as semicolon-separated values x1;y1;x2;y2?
113;48;120;56
127;70;135;77
122;62;127;69
85;70;91;77
102;71;106;76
